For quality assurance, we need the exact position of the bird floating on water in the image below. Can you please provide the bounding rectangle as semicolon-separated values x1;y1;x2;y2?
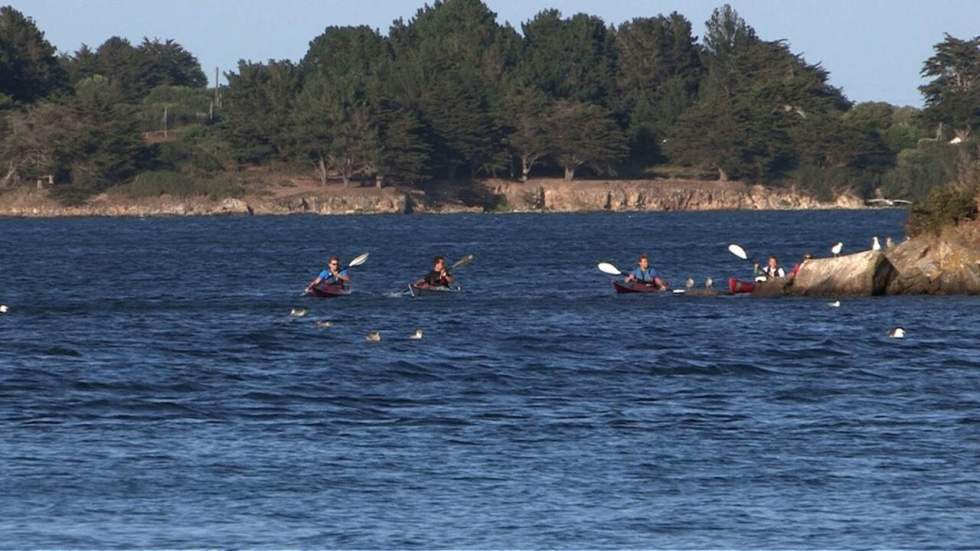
685;277;695;289
289;307;308;317
872;236;882;251
315;320;333;328
366;331;381;342
831;242;843;256
0;305;7;314
828;300;841;308
705;277;714;289
409;328;424;340
889;327;906;339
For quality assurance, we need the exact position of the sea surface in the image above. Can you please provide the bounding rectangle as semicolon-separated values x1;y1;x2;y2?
1;210;979;549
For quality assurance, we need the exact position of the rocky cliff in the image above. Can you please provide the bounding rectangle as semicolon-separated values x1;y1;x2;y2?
0;177;864;217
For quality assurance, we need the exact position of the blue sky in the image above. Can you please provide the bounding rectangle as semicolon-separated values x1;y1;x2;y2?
11;0;979;107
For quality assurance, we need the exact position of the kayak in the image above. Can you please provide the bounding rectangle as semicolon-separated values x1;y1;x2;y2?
409;283;461;297
728;277;755;294
307;282;352;298
613;281;666;294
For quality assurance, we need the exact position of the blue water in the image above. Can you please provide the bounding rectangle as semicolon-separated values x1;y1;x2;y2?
2;210;979;549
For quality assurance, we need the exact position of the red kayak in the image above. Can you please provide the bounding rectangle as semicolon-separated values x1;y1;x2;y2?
613;281;666;294
307;282;352;298
728;277;755;294
409;282;461;297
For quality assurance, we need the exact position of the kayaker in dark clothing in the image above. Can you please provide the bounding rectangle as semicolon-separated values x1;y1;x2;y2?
306;256;350;292
624;253;668;289
418;256;454;287
755;256;786;281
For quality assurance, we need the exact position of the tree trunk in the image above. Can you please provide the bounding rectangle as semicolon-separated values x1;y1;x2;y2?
564;165;575;181
317;155;328;186
1;162;17;188
521;156;531;182
718;167;729;182
375;174;383;189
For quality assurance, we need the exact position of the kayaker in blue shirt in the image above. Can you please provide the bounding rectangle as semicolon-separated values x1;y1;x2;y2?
305;256;350;292
624;253;668;289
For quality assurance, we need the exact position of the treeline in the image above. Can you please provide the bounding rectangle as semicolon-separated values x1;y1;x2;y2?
1;1;978;204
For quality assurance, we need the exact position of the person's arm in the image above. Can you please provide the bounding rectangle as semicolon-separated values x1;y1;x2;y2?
334;269;351;283
442;270;455;284
306;275;323;291
655;276;668;289
777;267;786;278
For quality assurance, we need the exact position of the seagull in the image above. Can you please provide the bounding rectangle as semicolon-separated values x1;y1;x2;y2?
831;242;843;256
872;236;882;251
289;307;308;317
885;236;895;249
0;305;7;314
685;277;695;289
705;277;713;289
889;327;906;339
828;300;841;308
315;320;333;328
366;331;381;342
409;328;423;340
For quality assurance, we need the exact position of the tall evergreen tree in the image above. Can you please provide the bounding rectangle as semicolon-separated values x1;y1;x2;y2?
0;6;67;103
920;33;980;139
550;101;628;180
221;60;300;163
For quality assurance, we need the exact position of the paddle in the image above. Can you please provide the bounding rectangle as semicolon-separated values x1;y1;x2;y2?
304;252;369;295
451;254;475;270
728;243;749;261
597;262;622;276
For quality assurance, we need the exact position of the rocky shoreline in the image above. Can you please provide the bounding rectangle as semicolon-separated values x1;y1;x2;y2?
0;178;867;217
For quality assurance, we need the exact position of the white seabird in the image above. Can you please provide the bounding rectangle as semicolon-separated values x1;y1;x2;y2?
872;236;882;251
828;300;841;308
409;328;423;340
831;242;843;256
366;331;381;342
289;307;308;317
889;327;906;339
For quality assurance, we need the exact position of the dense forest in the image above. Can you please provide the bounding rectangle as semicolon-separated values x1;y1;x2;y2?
1;1;978;205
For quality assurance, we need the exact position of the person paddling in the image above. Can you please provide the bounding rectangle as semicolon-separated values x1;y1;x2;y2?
306;256;350;293
755;255;786;281
417;256;454;288
623;253;668;289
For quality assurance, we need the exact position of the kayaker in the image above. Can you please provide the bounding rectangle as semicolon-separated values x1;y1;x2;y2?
755;256;786;280
306;256;350;292
624;253;668;289
418;256;454;288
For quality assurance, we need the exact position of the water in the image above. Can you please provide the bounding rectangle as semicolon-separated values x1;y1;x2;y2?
1;210;979;549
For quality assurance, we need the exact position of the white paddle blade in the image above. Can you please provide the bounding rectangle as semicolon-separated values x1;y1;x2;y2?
452;254;475;269
348;252;369;267
597;262;622;276
728;244;748;260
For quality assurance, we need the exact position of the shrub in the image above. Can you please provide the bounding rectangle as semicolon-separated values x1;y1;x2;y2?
117;170;244;201
907;181;979;236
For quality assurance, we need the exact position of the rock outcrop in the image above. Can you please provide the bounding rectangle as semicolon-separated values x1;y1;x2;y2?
884;226;980;295
787;251;896;296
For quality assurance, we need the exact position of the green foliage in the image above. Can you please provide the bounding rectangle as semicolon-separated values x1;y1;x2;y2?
550;101;628;180
520;10;616;104
881;141;974;200
0;6;68;103
221;59;300;163
140;85;212;132
907;180;979;236
116;170;244;200
919;33;980;135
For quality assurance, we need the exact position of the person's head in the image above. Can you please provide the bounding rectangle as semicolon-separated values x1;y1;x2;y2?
768;256;779;268
433;256;446;270
328;256;341;269
638;253;649;270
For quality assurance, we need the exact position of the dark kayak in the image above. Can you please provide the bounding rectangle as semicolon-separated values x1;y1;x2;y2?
727;277;755;294
409;282;461;297
307;282;352;298
613;281;666;294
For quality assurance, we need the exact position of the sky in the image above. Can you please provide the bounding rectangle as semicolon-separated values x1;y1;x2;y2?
10;0;980;107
